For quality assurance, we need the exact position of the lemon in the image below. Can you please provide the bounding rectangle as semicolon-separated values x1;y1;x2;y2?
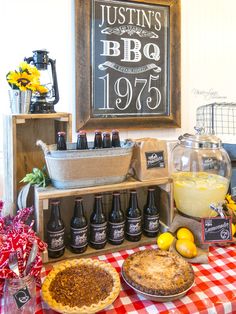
176;239;197;258
176;227;194;242
232;223;236;236
157;232;174;251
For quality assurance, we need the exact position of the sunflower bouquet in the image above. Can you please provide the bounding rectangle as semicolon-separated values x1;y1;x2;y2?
6;61;48;94
224;194;236;224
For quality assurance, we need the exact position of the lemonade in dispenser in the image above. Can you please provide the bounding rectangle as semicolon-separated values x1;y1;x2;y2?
171;128;232;218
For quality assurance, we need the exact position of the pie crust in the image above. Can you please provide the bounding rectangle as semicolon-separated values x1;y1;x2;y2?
42;258;120;314
122;249;194;296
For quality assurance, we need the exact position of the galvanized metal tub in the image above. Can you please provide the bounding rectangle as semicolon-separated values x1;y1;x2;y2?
37;140;133;189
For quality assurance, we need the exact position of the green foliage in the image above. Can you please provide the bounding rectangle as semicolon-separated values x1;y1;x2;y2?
20;166;50;187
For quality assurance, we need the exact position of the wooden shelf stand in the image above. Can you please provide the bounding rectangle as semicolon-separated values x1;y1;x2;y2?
3;112;173;264
3;113;72;210
34;177;173;263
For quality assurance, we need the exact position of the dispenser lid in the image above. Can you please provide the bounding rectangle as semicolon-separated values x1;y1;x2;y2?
178;127;222;149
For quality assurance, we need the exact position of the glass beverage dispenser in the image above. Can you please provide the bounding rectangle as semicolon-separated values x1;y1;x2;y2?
171;128;232;218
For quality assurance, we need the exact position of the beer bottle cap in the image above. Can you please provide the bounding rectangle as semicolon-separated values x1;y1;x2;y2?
112;129;119;134
78;130;87;135
75;197;83;202
103;131;110;136
95;194;103;198
94;129;102;134
113;191;120;196
57;131;66;136
51;199;60;205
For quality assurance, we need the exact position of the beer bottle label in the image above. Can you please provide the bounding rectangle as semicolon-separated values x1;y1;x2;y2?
108;221;125;242
71;226;88;248
143;215;159;233
90;222;107;245
126;216;142;236
47;228;65;251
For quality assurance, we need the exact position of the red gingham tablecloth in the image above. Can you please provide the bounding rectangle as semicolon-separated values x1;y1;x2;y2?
1;244;236;314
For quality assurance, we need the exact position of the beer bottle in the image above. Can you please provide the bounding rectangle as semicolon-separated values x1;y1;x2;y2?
89;195;107;249
143;187;159;237
70;197;88;254
76;130;88;149
93;130;102;149
47;200;65;258
57;131;67;150
102;132;111;148
108;192;125;245
125;190;142;242
111;129;121;147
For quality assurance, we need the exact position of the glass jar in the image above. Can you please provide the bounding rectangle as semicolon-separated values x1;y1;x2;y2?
4;275;36;314
171;128;232;218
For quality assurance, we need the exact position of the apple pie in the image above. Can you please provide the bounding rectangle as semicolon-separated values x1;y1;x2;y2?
122;249;194;296
42;258;120;314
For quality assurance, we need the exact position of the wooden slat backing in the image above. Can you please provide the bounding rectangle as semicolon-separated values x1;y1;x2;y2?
3;113;72;209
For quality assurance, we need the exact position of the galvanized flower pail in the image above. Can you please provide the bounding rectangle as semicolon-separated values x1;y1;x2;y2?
8;90;32;114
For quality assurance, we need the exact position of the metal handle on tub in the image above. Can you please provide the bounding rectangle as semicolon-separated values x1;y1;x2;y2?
36;140;50;155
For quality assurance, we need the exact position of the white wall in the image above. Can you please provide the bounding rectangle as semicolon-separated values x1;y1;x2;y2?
181;0;236;132
1;0;236;197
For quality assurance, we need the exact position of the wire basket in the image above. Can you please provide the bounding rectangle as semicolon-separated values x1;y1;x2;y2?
196;103;236;196
196;102;236;135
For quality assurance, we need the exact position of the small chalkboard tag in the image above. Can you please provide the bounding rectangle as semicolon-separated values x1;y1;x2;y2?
145;151;165;169
202;217;233;243
13;286;31;309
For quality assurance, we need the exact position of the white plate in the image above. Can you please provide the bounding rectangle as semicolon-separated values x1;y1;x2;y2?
121;270;194;302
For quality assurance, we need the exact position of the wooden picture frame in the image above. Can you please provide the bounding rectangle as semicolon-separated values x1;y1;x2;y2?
75;0;181;131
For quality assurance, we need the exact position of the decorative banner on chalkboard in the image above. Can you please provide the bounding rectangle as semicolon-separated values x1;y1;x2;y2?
201;217;233;243
91;0;169;118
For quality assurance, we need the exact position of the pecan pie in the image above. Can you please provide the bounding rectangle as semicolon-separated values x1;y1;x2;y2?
42;259;120;314
122;249;194;296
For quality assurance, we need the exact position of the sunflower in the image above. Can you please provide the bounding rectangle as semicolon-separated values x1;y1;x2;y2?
6;62;48;94
7;71;34;91
19;61;40;79
34;84;48;94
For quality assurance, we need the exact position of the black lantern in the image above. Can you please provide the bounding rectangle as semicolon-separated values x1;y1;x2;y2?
24;49;59;113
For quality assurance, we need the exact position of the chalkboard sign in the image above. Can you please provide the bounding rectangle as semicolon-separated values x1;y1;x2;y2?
202;157;221;171
202;217;233;243
13;286;31;309
91;0;169;118
75;0;181;130
145;151;165;169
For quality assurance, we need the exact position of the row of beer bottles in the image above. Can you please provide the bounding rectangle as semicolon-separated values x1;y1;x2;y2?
46;188;159;258
57;129;120;150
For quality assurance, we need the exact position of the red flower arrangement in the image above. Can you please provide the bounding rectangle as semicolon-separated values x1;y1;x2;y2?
0;201;47;295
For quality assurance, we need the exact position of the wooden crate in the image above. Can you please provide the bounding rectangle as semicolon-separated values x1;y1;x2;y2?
34;177;173;263
3;113;72;210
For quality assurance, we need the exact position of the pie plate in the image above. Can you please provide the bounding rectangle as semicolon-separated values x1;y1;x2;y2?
42;258;121;314
121;269;194;302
